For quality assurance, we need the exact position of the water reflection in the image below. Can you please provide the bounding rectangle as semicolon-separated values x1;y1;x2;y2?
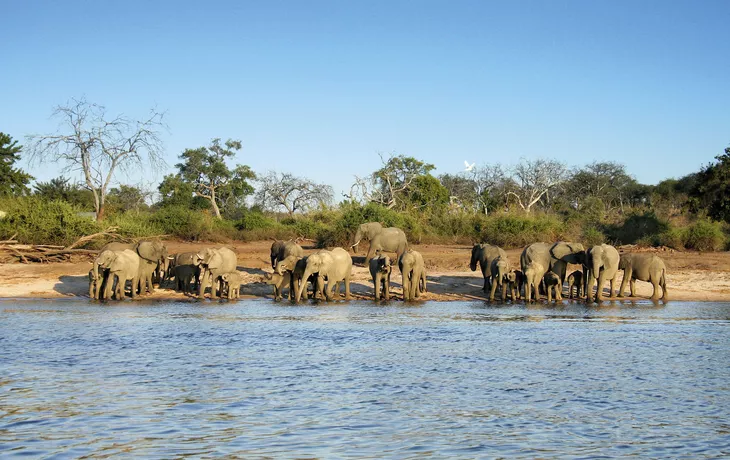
1;300;729;457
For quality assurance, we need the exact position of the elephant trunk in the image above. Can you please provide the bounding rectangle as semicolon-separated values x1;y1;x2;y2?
297;267;314;302
469;252;477;272
351;230;363;252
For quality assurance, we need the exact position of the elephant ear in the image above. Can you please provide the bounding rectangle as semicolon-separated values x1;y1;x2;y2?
137;241;160;262
550;242;581;260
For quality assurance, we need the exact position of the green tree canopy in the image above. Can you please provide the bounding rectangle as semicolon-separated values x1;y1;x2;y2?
0;132;33;196
690;147;730;223
175;138;256;219
33;176;95;210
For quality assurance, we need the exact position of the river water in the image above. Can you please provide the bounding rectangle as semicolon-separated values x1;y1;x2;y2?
1;300;729;458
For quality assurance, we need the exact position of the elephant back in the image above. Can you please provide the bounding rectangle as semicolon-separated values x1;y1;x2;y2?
137;241;166;263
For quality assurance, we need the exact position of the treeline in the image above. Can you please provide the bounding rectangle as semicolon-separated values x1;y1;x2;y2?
2;120;730;252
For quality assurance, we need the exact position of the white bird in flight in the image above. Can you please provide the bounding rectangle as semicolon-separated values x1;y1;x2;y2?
464;161;475;171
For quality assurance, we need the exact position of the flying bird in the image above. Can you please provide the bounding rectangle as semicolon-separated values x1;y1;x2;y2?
464;161;475;172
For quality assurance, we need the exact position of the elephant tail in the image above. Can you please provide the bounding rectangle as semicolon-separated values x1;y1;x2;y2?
660;268;667;290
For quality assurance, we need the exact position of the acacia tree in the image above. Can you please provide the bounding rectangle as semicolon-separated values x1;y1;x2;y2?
507;158;569;213
0;132;33;196
563;161;636;212
255;171;333;217
176;138;255;219
348;153;436;210
27;98;165;220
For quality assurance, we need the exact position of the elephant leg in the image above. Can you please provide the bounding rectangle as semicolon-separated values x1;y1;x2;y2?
609;278;615;298
547;286;553;302
595;272;606;302
481;266;489;292
650;279;660;300
489;276;498;301
501;281;507;301
630;279;636;297
104;274;115;300
556;286;562;301
385;275;391;301
344;276;351;300
374;273;380;301
618;268;631;297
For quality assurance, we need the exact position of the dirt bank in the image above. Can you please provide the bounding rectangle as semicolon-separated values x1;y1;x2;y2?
1;240;729;302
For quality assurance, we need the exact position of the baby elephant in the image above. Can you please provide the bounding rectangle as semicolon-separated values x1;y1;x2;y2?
566;270;584;299
543;271;563;302
369;254;392;301
88;268;101;299
261;271;291;301
174;264;199;295
220;271;242;300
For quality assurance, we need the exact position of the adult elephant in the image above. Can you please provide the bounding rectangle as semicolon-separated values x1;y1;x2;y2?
196;247;238;299
97;241;168;295
470;243;507;293
399;250;425;301
617;253;668;301
351;222;408;265
520;241;585;290
585;244;620;302
296;248;352;303
94;249;141;300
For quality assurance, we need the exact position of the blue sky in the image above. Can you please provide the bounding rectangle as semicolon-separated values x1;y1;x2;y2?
2;0;729;198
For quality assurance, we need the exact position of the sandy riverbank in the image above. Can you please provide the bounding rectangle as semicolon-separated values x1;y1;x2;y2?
1;240;729;302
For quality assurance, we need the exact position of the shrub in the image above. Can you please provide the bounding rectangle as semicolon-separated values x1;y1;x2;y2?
477;213;566;248
604;212;669;245
683;219;725;251
656;227;685;249
234;211;278;231
582;226;606;247
0;196;101;246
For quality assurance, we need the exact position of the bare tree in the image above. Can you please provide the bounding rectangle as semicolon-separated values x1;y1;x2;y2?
27;98;166;220
507;158;569;213
255;171;333;216
470;164;506;215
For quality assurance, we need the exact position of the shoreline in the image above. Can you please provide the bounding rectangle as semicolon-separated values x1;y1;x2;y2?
1;240;730;302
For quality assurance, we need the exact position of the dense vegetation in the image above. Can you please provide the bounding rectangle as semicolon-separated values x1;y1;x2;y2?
1;129;729;252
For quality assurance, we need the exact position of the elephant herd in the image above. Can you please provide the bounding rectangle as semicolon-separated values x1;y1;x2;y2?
472;241;668;303
88;222;668;303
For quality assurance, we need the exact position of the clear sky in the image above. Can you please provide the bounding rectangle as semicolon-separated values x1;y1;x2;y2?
2;0;729;198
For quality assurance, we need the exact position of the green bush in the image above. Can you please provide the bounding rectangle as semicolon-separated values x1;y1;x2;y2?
234;211;278;231
0;196;101;246
478;213;566;248
656;227;686;249
683;219;725;251
582;226;606;247
604;212;669;245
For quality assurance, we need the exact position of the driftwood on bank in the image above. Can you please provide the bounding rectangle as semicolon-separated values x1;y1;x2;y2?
0;227;123;263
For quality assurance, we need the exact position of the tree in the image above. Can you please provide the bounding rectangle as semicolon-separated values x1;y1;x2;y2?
0;132;33;196
156;174;210;210
33;176;95;209
27;98;165;220
563;161;636;213
255;171;333;217
439;164;506;214
506;158;569;213
175;138;255;219
407;174;449;209
348;153;436;210
106;184;151;213
690;147;730;223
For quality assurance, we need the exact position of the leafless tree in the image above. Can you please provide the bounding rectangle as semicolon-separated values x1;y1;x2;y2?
27;98;166;220
256;171;333;216
507;158;569;213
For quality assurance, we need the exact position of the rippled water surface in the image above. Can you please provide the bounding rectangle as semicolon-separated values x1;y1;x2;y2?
2;300;730;458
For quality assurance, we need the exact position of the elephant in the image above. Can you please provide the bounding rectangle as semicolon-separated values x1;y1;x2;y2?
174;264;198;295
617;253;668;300
261;271;291;301
369;253;392;301
523;261;547;303
94;249;141;300
196;247;238;299
489;256;511;301
351;222;408;265
291;256;323;301
272;240;304;273
135;241;168;296
566;270;584;299
296;248;352;302
470;243;508;293
220;271;242;300
543;271;563;302
88;268;101;299
585;244;620;302
521;241;585;289
503;270;520;301
398;249;425;301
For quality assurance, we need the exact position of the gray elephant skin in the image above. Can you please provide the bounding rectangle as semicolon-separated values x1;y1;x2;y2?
220;271;242;300
470;243;507;293
369;253;392;301
272;240;304;272
351;222;408;265
174;264;199;295
585;244;620;301
97;241;168;296
521;242;585;288
618;253;668;300
566;270;584;299
523;261;547;302
296;248;352;302
543;271;562;302
399;249;425;301
489;255;511;301
196;247;238;299
94;249;141;300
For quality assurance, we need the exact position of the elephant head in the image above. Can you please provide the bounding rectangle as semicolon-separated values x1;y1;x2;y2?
195;248;215;267
469;244;484;271
495;257;509;282
586;245;609;277
94;250;117;274
297;251;331;302
377;255;392;274
351;222;383;252
137;241;166;265
550;242;585;263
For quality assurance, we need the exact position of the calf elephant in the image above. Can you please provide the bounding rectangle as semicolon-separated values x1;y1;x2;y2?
220;271;242;300
523;261;547;303
196;247;238;299
369;253;392;301
489;256;511;301
272;240;304;273
585;244;620;302
471;243;507;294
618;253;668;300
543;271;562;302
566;270;584;299
399;250;425;301
174;264;199;295
297;248;352;302
262;271;291;301
94;249;141;300
351;222;408;265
